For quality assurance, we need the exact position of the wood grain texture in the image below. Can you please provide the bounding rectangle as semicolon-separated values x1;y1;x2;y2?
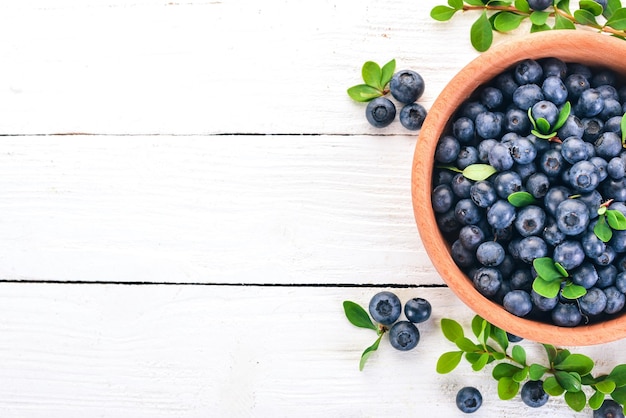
0;284;619;417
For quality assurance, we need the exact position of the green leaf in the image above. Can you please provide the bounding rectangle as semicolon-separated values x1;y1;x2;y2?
606;7;626;29
554;101;571;131
554;13;577;29
448;0;464;9
611;385;626;404
544;344;557;364
508;191;536;207
580;0;604;15
530;22;552;32
555;370;582;392
362;61;382;90
493;363;523;379
513;367;529;382
491;326;509;351
530;10;550;25
596;379;617;394
470;11;494;52
561;283;587;300
497;377;520;400
347;84;382;102
535;117;552;134
595;216;614;243
529;363;549;380
493;11;525;31
478;321;491;347
441;318;464;343
515;0;531;13
605;0;623;18
512;345;527;365
436;165;463;174
456;337;481;352
466;0;486;5
472;353;491;371
609;364;626;387
471;315;485;338
621;113;626;144
359;333;382;371
554;349;572;366
574;8;601;27
532;276;562;298
589;389;605;410
554;262;569;277
462;164;497;181
607;209;626;230
431;5;458;21
565;390;587;412
543;376;565;396
437;351;464;374
557;0;572;14
380;59;396;89
343;301;377;331
555;353;595;375
533;257;567;281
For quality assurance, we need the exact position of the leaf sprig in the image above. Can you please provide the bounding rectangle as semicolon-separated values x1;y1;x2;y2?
594;200;626;242
437;315;626;413
431;0;626;52
532;256;588;299
343;300;387;370
437;163;498;181
528;101;571;141
347;59;396;102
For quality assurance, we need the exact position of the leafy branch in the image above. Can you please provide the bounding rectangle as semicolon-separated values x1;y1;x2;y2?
528;101;570;141
431;0;626;52
347;59;396;102
594;199;626;242
437;315;626;413
343;300;388;370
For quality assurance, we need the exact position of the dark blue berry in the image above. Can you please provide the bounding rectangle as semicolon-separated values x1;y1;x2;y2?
583;117;604;141
527;0;552;10
541;57;567;79
480;86;504;110
476;241;505;267
477;138;498;162
604;286;626;314
539;148;566;178
514;59;543;85
452;239;476;268
542;75;568;105
595;132;622;159
404;298;431;323
565;73;590;99
557;115;584;139
551;302;582;327
488;143;514;171
487;200;516;229
456;387;482;414
580;287;608;316
520;380;549;408
543;185;571;217
451;174;472;198
531;289;559;311
513;84;544;110
518;236;549;264
457;146;480;170
597;265;618;288
568;160;600;193
511;269;533;290
526;173;550;198
553;240;585;271
510;137;537;164
368;291;401;325
470;181;497;208
514;205;546;237
560;136;589;164
432;184;455;213
399;103;427;130
575;88;605;118
494;171;522;198
453;116;475;143
389;321;420;351
495;72;519;99
556;198;590;235
571;262;599;289
504;108;531;134
389;70;424;104
435;135;461;163
365;97;396;128
503;290;532;317
460;101;488;121
473;267;502;297
459;225;486;251
594;399;625;418
531;100;559;127
475;111;503;139
543;216;566;247
455;198;482;225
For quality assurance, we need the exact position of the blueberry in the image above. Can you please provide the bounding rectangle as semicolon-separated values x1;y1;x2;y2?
560;136;589;164
493;170;522;198
451;174;473;198
504;108;531;134
476;241;505;267
473;267;502;297
603;178;626;201
455;198;482;225
515;162;537;181
503;290;532;317
568;63;593;79
551;302;582;327
514;59;543;85
597;264;618;288
600;98;623;120
590;155;609;182
531;289;559;311
611;230;626;253
477;138;498;162
595;131;622;159
527;0;552;10
542;216;567;247
518;236;549;264
510;137;537;164
432;184;455;213
565;73;590;99
404;297;431;323
389;70;425;104
470;181;497;208
495;71;519;99
435;135;461;163
365;97;396;128
456;386;482;414
453;117;475;143
368;291;401;325
553;240;585;271
436;209;461;234
580;287;608;316
597;84;619;99
510;268;533;291
488;143;514;171
541;57;567;79
583;117;604;141
389;321;420;351
507;332;524;342
514;205;546;237
604;115;623;133
571;262;599;289
432;169;454;186
594;245;617;267
592;69;617;87
451;239;476;268
526;173;550;198
459;225;486;251
460;101;488;121
582;228;607;258
604;286;626;314
520;380;549;408
577;190;602;219
480;86;504;110
575;88;605;118
557;115;584;139
399;103;427;130
568;160;600;193
457;146;479;169
608;156;626;179
542;75;568;105
487;200;516;229
513;83;544;110
475;111;503;139
539;148;566;178
616;271;626;293
531;100;559;127
556;198;590;236
594;399;625;418
543;185;571;217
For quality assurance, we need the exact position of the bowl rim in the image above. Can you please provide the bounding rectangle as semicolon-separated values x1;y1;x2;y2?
412;30;626;346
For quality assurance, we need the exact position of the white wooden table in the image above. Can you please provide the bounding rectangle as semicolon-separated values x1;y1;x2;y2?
0;1;623;416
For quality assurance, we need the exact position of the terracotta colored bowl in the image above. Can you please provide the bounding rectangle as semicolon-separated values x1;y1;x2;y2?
412;30;626;346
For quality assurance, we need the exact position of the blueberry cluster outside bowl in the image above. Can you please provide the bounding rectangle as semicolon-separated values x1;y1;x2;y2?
412;30;626;346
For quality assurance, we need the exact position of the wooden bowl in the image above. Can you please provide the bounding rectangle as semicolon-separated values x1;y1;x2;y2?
412;30;626;346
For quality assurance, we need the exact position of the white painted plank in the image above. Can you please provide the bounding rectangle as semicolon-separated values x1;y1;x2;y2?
0;135;436;285
0;0;482;135
0;284;611;417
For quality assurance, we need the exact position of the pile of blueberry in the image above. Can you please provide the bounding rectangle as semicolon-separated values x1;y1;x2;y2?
366;70;428;130
431;56;626;327
368;291;431;350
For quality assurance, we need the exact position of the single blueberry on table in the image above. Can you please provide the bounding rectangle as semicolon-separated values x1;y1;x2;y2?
365;97;396;128
594;399;625;418
388;321;420;351
399;103;427;131
520;380;549;408
456;386;482;414
551;302;583;327
389;70;424;104
368;291;401;325
503;290;533;317
404;297;431;324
